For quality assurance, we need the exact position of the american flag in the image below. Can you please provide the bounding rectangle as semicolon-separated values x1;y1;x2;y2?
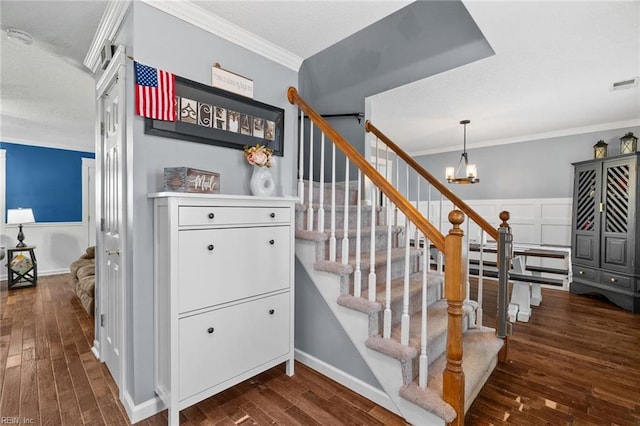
134;61;176;121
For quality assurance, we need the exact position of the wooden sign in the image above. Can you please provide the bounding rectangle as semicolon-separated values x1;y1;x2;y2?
211;64;253;98
163;167;220;193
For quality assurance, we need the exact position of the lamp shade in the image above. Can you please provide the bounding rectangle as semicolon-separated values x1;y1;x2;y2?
7;208;35;225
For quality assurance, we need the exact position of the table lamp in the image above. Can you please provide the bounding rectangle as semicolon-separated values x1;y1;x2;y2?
7;208;35;247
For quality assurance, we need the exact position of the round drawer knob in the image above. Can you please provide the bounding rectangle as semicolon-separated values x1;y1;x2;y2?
269;239;275;245
269;309;275;315
208;212;215;219
207;327;214;334
610;278;616;283
579;271;584;275
270;212;276;218
207;244;214;251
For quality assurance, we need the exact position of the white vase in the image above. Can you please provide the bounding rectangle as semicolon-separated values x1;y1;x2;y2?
250;166;275;196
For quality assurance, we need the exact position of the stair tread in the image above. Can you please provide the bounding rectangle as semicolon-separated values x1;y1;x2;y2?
295;225;402;242
365;300;465;362
374;271;443;305
400;329;504;418
314;247;422;276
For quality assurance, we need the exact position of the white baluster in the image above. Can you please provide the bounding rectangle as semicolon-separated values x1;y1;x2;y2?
329;144;337;261
354;171;362;298
317;133;325;232
298;111;304;204
415;177;420;247
368;179;377;303
384;200;392;339
477;230;485;330
419;233;429;389
438;193;444;275
394;159;399;226
306;124;314;231
466;218;471;305
401;216;411;346
342;158;350;265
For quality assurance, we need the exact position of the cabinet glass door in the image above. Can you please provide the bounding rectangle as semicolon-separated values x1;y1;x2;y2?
572;163;601;267
601;158;635;272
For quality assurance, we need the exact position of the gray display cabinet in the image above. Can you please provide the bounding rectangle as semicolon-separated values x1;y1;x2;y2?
570;153;639;313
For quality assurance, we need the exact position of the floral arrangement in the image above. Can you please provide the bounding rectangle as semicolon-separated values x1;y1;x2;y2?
244;144;274;168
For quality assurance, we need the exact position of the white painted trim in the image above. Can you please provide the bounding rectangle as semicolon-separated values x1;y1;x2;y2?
82;158;97;247
0;149;6;249
409;118;640;156
91;343;101;360
294;349;400;415
122;390;166;424
84;0;131;73
140;0;303;71
0;137;93;153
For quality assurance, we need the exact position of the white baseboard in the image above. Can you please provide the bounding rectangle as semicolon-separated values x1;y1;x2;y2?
123;390;166;424
91;342;101;360
0;268;69;281
294;348;400;415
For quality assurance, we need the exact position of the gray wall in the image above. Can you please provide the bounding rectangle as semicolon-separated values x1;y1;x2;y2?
299;1;493;167
295;259;381;388
293;0;495;394
410;126;640;201
125;2;298;404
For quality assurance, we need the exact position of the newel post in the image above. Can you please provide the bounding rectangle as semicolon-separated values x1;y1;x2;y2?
496;211;512;362
443;210;466;426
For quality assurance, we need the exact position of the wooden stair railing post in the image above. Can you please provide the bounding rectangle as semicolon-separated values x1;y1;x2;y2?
443;210;466;426
496;211;512;362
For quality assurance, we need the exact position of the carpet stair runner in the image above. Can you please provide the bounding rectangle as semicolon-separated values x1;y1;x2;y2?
295;181;503;424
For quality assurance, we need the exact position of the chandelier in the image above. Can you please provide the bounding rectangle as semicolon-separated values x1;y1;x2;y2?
446;120;479;184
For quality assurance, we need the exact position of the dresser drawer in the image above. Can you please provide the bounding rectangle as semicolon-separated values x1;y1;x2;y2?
601;272;632;290
573;265;599;281
179;226;290;312
179;292;290;400
179;206;291;226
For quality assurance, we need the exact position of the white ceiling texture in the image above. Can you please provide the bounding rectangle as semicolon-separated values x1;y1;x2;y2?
1;1;638;154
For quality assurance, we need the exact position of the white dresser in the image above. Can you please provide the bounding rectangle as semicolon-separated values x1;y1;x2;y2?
150;193;296;425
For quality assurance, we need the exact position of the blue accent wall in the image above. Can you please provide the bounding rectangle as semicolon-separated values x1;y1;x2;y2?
1;142;95;223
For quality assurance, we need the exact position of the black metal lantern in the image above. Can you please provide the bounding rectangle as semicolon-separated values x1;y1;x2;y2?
593;140;608;159
620;132;637;154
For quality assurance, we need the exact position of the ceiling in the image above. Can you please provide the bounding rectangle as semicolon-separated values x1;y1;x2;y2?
1;1;638;154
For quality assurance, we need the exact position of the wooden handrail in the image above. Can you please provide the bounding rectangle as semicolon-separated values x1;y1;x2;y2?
365;120;499;242
288;87;446;251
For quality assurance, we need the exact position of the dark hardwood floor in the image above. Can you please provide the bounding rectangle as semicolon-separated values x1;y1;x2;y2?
0;274;407;425
2;274;639;425
467;279;640;425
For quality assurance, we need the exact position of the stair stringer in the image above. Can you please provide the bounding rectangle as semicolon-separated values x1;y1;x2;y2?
296;238;447;426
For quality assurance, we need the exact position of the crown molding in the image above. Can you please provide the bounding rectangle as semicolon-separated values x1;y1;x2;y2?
140;0;303;71
84;1;132;73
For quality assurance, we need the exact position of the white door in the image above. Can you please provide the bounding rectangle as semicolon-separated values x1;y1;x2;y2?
97;48;126;391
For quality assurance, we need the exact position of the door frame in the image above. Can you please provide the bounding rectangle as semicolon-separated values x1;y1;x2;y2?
82;157;97;247
93;44;127;397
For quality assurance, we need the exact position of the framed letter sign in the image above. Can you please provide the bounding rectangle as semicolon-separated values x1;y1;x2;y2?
145;76;284;156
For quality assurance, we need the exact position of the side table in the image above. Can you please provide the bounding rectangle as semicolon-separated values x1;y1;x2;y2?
6;246;37;289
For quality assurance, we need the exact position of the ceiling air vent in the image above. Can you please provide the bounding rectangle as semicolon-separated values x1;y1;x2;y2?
611;77;639;91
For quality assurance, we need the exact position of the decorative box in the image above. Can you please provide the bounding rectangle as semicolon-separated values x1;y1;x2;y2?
163;167;220;193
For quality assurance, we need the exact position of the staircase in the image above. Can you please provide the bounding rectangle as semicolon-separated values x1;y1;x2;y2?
288;87;512;425
295;182;503;424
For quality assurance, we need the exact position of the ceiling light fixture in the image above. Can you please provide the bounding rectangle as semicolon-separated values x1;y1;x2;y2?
446;120;479;184
6;28;33;45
